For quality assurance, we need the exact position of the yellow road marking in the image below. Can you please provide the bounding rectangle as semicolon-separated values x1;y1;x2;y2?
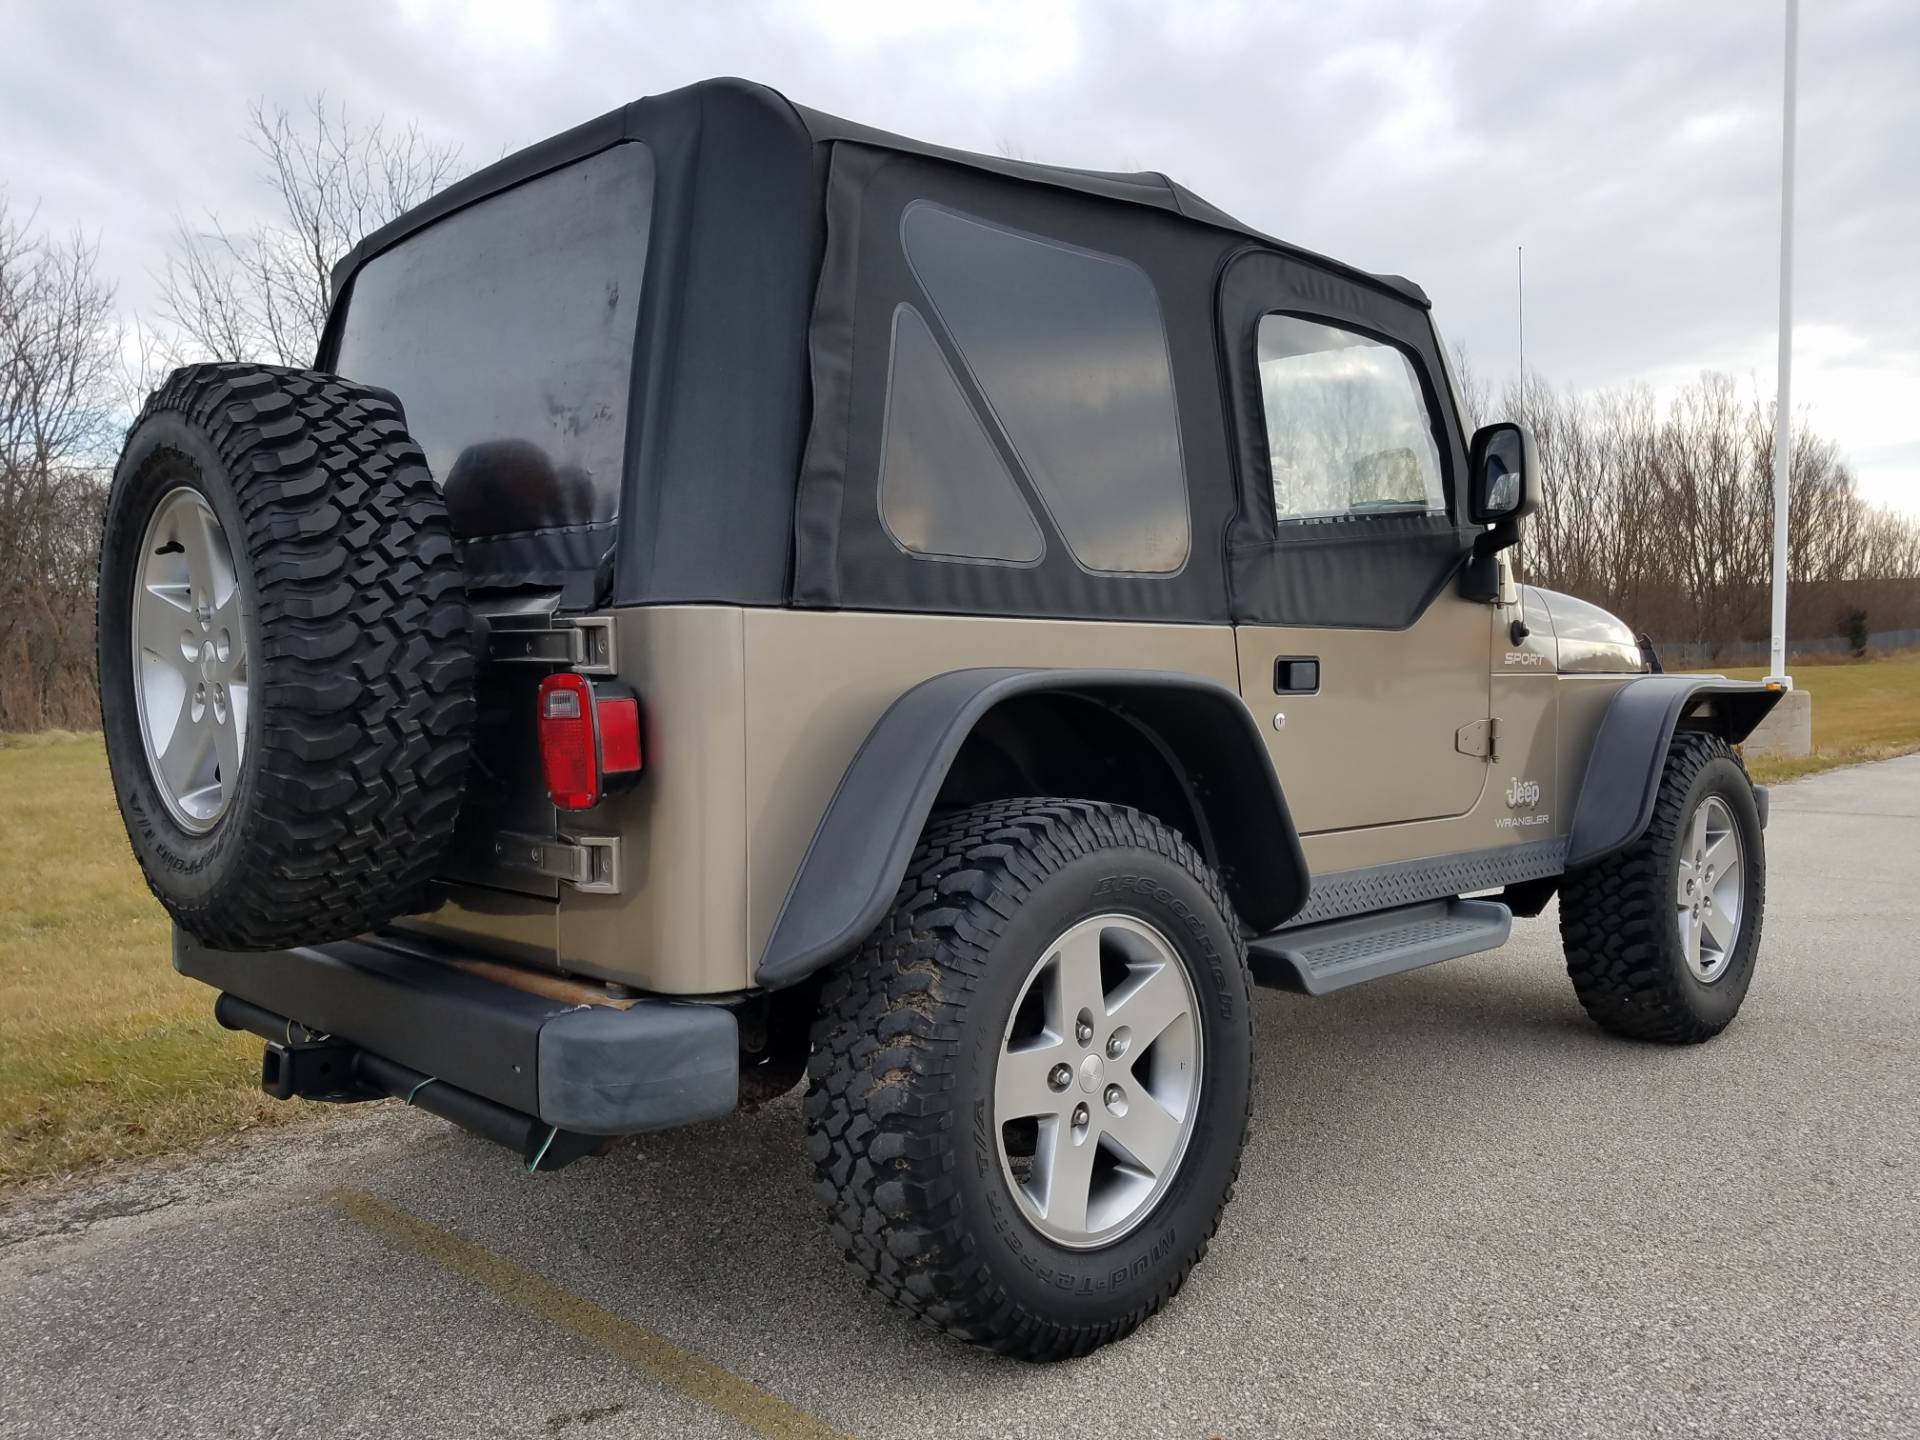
330;1187;848;1440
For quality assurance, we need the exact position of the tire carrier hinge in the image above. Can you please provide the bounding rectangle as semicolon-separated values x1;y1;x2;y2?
472;600;626;897
493;830;623;895
484;613;616;674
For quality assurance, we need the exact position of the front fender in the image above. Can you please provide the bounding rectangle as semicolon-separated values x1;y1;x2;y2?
1566;675;1783;868
754;667;1307;988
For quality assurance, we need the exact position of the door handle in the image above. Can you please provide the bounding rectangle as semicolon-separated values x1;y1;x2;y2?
1273;657;1319;694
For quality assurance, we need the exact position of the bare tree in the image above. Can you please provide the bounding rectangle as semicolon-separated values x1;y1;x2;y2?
1487;363;1920;656
157;96;463;366
0;196;120;729
1448;343;1492;434
0;99;465;732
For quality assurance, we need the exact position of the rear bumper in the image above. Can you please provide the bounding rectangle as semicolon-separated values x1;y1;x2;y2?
174;929;738;1138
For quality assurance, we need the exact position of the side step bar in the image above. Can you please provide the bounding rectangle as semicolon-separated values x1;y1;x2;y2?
1248;898;1512;996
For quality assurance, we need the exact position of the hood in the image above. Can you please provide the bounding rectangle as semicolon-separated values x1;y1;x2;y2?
1528;587;1649;675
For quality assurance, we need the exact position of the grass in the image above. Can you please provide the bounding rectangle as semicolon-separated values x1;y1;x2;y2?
1708;647;1920;784
0;733;291;1189
1;648;1914;1188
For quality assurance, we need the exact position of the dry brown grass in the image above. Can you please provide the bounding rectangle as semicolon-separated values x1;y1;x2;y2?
1714;648;1920;784
0;734;292;1188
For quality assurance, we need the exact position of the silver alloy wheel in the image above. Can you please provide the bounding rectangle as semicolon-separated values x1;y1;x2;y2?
131;487;248;833
994;913;1203;1250
1676;794;1744;983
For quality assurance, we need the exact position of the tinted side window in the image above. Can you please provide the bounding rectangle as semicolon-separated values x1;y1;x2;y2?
1256;314;1445;523
334;143;653;537
902;202;1190;574
879;305;1045;563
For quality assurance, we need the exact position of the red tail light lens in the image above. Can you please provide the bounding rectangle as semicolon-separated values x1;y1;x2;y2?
596;694;643;776
538;673;599;810
536;673;645;811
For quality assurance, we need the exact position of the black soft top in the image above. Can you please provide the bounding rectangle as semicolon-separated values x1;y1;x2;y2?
321;78;1463;627
330;77;1426;309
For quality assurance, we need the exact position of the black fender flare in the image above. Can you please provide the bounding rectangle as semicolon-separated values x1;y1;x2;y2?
754;667;1308;988
1566;676;1783;868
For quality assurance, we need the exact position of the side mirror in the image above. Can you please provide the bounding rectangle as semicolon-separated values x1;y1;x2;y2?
1467;422;1541;526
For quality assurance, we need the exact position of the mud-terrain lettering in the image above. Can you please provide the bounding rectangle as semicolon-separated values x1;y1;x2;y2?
995;1219;1179;1293
1092;875;1231;1018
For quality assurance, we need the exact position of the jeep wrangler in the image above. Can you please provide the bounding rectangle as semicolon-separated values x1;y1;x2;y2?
98;78;1781;1360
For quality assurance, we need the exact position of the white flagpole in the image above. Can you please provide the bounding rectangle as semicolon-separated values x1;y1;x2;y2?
1766;0;1799;687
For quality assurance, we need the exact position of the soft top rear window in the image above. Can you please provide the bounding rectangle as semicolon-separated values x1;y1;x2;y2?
332;143;654;543
900;201;1191;575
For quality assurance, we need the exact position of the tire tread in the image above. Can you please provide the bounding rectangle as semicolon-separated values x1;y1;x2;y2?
804;797;1252;1361
1559;732;1761;1044
104;363;474;949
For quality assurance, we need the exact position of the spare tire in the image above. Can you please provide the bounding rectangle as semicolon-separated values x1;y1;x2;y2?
97;363;475;950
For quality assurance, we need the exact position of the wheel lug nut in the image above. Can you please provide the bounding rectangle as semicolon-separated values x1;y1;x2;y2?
1071;1102;1089;1128
1048;1063;1072;1091
1106;1035;1124;1059
1074;1020;1093;1046
1104;1084;1121;1106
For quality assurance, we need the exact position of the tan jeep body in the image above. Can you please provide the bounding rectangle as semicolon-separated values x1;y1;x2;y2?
133;77;1788;1355
401;593;1632;994
166;76;1779;1162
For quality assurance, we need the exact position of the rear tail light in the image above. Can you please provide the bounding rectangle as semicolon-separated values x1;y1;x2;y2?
537;673;643;811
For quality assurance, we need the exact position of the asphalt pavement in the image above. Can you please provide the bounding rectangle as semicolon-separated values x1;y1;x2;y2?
4;756;1917;1439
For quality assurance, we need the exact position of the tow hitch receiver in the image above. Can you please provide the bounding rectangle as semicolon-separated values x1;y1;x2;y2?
219;994;602;1172
260;1037;379;1104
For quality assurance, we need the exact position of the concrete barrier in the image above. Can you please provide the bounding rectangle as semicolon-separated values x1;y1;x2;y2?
1744;686;1813;760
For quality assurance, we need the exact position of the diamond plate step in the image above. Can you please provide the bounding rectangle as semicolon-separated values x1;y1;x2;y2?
1247;898;1512;996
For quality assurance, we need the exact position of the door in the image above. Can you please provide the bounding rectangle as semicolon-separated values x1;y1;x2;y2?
1220;292;1491;837
1237;604;1492;834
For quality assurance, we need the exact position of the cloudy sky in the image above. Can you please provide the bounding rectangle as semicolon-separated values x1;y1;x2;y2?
5;0;1915;511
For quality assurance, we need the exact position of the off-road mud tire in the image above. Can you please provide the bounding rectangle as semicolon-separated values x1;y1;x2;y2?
804;797;1255;1360
97;363;474;950
1559;732;1765;1043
